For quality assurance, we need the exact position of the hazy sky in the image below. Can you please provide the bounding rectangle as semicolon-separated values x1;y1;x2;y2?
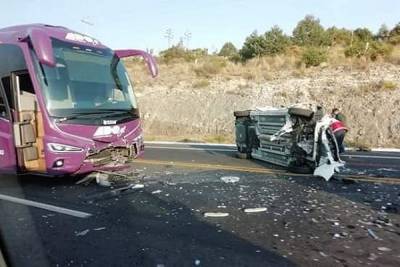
1;0;399;52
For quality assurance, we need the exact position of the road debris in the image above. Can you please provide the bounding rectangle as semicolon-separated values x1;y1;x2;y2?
244;207;267;213
377;247;392;252
96;173;111;187
93;227;106;231
194;259;201;266
220;176;240;183
367;229;380;240
203;212;229;218
130;184;145;189
152;190;162;194
75;229;90;236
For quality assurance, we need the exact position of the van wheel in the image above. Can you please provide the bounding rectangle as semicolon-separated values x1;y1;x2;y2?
234;110;251;118
287;164;314;174
236;152;251;159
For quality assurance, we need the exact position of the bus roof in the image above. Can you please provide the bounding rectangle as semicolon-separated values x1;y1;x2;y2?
0;24;106;48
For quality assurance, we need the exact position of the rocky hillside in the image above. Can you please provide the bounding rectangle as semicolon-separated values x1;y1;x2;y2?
127;60;400;148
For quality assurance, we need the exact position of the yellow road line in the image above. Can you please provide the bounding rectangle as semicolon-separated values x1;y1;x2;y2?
135;159;400;185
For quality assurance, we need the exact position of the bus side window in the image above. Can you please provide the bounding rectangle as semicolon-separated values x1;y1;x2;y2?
19;73;35;95
1;76;13;109
0;90;7;119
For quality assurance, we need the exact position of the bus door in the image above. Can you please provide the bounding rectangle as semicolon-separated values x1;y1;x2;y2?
11;70;46;172
0;82;16;173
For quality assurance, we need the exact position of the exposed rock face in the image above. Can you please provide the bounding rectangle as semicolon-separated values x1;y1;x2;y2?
135;64;400;147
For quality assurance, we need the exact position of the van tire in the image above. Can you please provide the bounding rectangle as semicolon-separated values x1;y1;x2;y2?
234;110;251;118
236;152;250;159
287;164;314;174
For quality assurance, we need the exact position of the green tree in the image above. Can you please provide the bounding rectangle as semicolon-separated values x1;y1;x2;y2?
218;42;238;57
353;28;374;42
389;22;400;44
325;27;353;45
263;25;290;55
239;31;267;60
292;15;327;46
377;24;390;41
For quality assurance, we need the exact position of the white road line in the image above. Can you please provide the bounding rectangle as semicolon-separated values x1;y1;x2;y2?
146;145;400;160
145;141;400;152
341;155;400;160
146;145;236;152
145;141;236;147
0;194;92;218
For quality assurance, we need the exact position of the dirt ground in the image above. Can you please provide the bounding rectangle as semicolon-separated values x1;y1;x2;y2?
132;63;400;147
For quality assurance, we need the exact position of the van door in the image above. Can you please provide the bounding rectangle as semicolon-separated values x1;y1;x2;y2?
11;71;46;172
0;83;17;173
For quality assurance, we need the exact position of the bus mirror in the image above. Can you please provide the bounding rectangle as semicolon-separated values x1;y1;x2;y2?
114;49;158;78
29;28;56;67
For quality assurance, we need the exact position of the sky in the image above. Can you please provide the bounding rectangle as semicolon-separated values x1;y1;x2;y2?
1;0;399;53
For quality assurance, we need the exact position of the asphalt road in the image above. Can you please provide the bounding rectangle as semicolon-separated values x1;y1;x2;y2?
0;142;400;267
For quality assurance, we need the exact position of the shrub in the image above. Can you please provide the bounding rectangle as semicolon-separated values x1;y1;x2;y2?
381;80;397;90
160;46;208;63
369;42;393;60
193;79;210;88
344;41;367;58
301;47;327;67
344;41;392;60
194;57;227;78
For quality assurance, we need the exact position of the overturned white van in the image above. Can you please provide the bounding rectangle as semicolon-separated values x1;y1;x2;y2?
234;105;345;181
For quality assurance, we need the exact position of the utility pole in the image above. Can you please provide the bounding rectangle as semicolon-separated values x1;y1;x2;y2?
80;18;94;35
164;28;174;48
183;30;192;49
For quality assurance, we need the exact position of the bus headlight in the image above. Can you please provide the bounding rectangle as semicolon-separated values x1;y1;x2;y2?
48;143;83;152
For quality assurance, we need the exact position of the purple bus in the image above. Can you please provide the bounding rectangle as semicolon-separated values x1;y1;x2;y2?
0;24;157;176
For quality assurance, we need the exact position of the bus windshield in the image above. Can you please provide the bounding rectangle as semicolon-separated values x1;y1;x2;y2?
34;39;138;120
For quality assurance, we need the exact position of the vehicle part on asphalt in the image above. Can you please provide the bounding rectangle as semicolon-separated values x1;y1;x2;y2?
244;207;267;213
234;105;344;181
203;212;229;218
220;176;240;183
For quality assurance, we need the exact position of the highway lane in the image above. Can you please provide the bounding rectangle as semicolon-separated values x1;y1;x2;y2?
143;142;400;179
0;142;399;266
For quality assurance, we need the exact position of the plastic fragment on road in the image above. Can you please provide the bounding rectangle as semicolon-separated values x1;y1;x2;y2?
314;161;344;181
75;229;90;236
93;227;106;231
130;184;144;189
96;173;111;187
367;229;380;240
203;212;229;218
220;176;240;183
152;190;162;194
244;207;267;213
377;247;392;252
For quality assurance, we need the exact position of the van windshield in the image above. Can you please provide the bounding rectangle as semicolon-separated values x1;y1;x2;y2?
34;39;138;121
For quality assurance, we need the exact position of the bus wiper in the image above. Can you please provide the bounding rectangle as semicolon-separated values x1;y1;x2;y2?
53;111;113;122
54;110;133;122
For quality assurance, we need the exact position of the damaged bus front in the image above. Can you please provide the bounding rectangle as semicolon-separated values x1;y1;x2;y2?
0;24;157;176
